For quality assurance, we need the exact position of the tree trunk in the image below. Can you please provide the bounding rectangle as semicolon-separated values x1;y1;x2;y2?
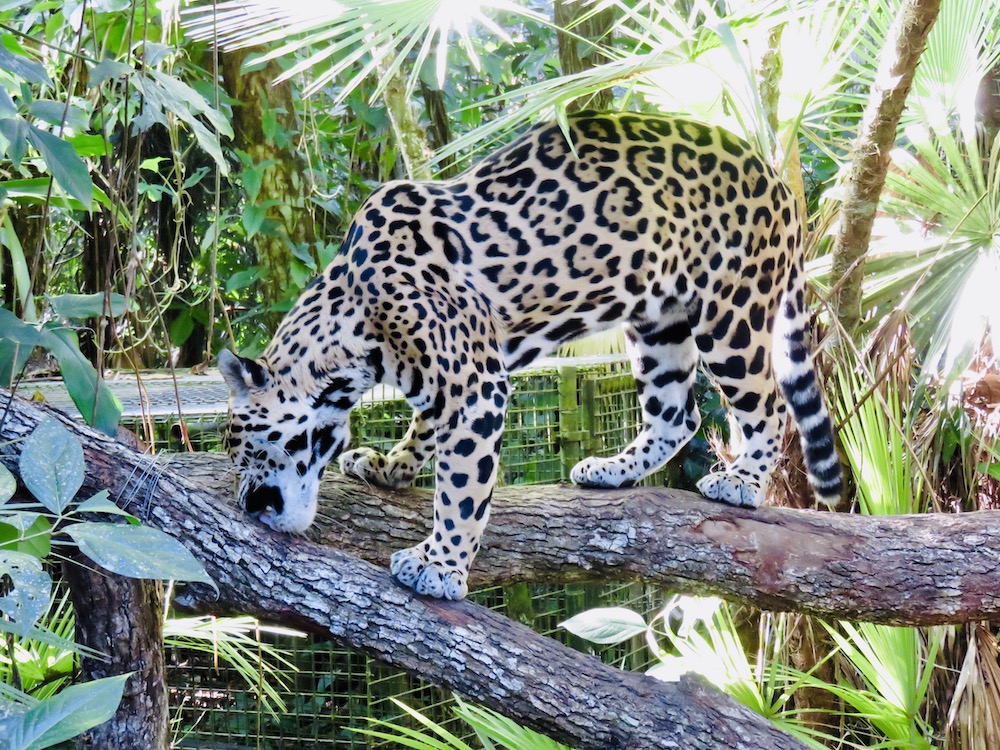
554;0;614;112
829;0;940;334
221;49;317;317
62;557;168;749
0;391;807;750
379;62;434;180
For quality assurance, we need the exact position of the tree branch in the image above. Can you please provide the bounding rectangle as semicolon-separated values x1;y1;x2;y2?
151;453;1000;628
829;0;940;332
0;391;808;750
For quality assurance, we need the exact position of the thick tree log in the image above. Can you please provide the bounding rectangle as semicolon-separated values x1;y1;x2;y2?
0;391;807;750
154;451;1000;627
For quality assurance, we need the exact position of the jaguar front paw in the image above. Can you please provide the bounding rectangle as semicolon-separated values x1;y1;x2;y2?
696;471;764;508
570;456;637;488
390;545;468;601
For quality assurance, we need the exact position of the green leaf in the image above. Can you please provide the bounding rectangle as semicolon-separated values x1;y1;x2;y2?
25;125;93;210
64;522;216;590
0;550;52;637
38;326;122;436
0;116;29;166
0;88;16;117
0;176;109;211
242;203;265;238
168;308;195;345
0;674;128;750
225;267;261;293
28;100;88;132
133;71;232;175
0;512;52;558
66;134;111;158
0;45;51;86
559;607;648;645
0;463;14;502
48;292;129;320
978;462;1000;481
72;490;138;524
88;58;133;86
19;418;83;514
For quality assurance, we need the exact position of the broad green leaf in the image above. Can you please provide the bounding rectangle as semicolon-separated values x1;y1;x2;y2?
0;116;29;166
0;463;14;502
168;308;195;345
0;176;109;211
72;491;138;524
0;550;52;637
0;513;52;558
0;339;33;387
28;100;89;132
48;292;129;320
88;58;133;86
64;522;216;590
0;674;128;750
25;125;93;210
133;71;231;175
225;267;261;293
0;216;32;317
19;418;83;514
38;326;122;436
0;88;16;117
0;46;51;86
978;462;1000;482
0;308;44;349
66;134;111;158
559;607;648;645
242;203;265;238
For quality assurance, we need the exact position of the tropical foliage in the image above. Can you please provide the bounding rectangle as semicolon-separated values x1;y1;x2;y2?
1;0;999;747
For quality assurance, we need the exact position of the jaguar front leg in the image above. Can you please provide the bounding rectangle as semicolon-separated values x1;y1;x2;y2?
339;406;436;488
390;377;509;600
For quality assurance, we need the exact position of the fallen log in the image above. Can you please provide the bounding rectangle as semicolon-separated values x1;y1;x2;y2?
168;450;1000;627
0;390;807;749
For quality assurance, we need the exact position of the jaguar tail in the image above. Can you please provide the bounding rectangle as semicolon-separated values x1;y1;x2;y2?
772;251;843;506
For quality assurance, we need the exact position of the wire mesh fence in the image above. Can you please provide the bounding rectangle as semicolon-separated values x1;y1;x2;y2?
28;357;715;749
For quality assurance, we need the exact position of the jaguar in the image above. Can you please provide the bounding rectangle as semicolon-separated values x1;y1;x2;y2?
219;111;842;601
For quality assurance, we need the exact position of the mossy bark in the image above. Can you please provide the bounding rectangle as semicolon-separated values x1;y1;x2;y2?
221;49;317;318
829;0;941;334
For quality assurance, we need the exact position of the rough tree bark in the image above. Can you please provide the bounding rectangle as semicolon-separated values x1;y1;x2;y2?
554;0;614;112
829;0;940;333
0;391;807;750
160;453;1000;627
62;559;168;750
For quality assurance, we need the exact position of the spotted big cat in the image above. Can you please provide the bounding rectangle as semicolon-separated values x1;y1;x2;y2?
219;111;842;601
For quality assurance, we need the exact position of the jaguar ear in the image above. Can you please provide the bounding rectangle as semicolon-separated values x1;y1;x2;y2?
218;349;269;398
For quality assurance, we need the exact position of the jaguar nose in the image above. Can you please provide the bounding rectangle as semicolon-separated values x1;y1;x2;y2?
244;483;285;516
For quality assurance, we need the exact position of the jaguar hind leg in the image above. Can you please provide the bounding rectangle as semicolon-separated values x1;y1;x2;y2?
571;315;700;488
339;407;435;489
695;299;786;508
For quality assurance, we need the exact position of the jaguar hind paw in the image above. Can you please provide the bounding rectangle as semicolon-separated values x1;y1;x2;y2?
696;472;764;508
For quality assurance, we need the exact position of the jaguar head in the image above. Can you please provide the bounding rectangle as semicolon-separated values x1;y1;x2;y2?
218;350;351;533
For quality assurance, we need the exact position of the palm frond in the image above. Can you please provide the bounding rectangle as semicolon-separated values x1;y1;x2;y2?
182;0;546;101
